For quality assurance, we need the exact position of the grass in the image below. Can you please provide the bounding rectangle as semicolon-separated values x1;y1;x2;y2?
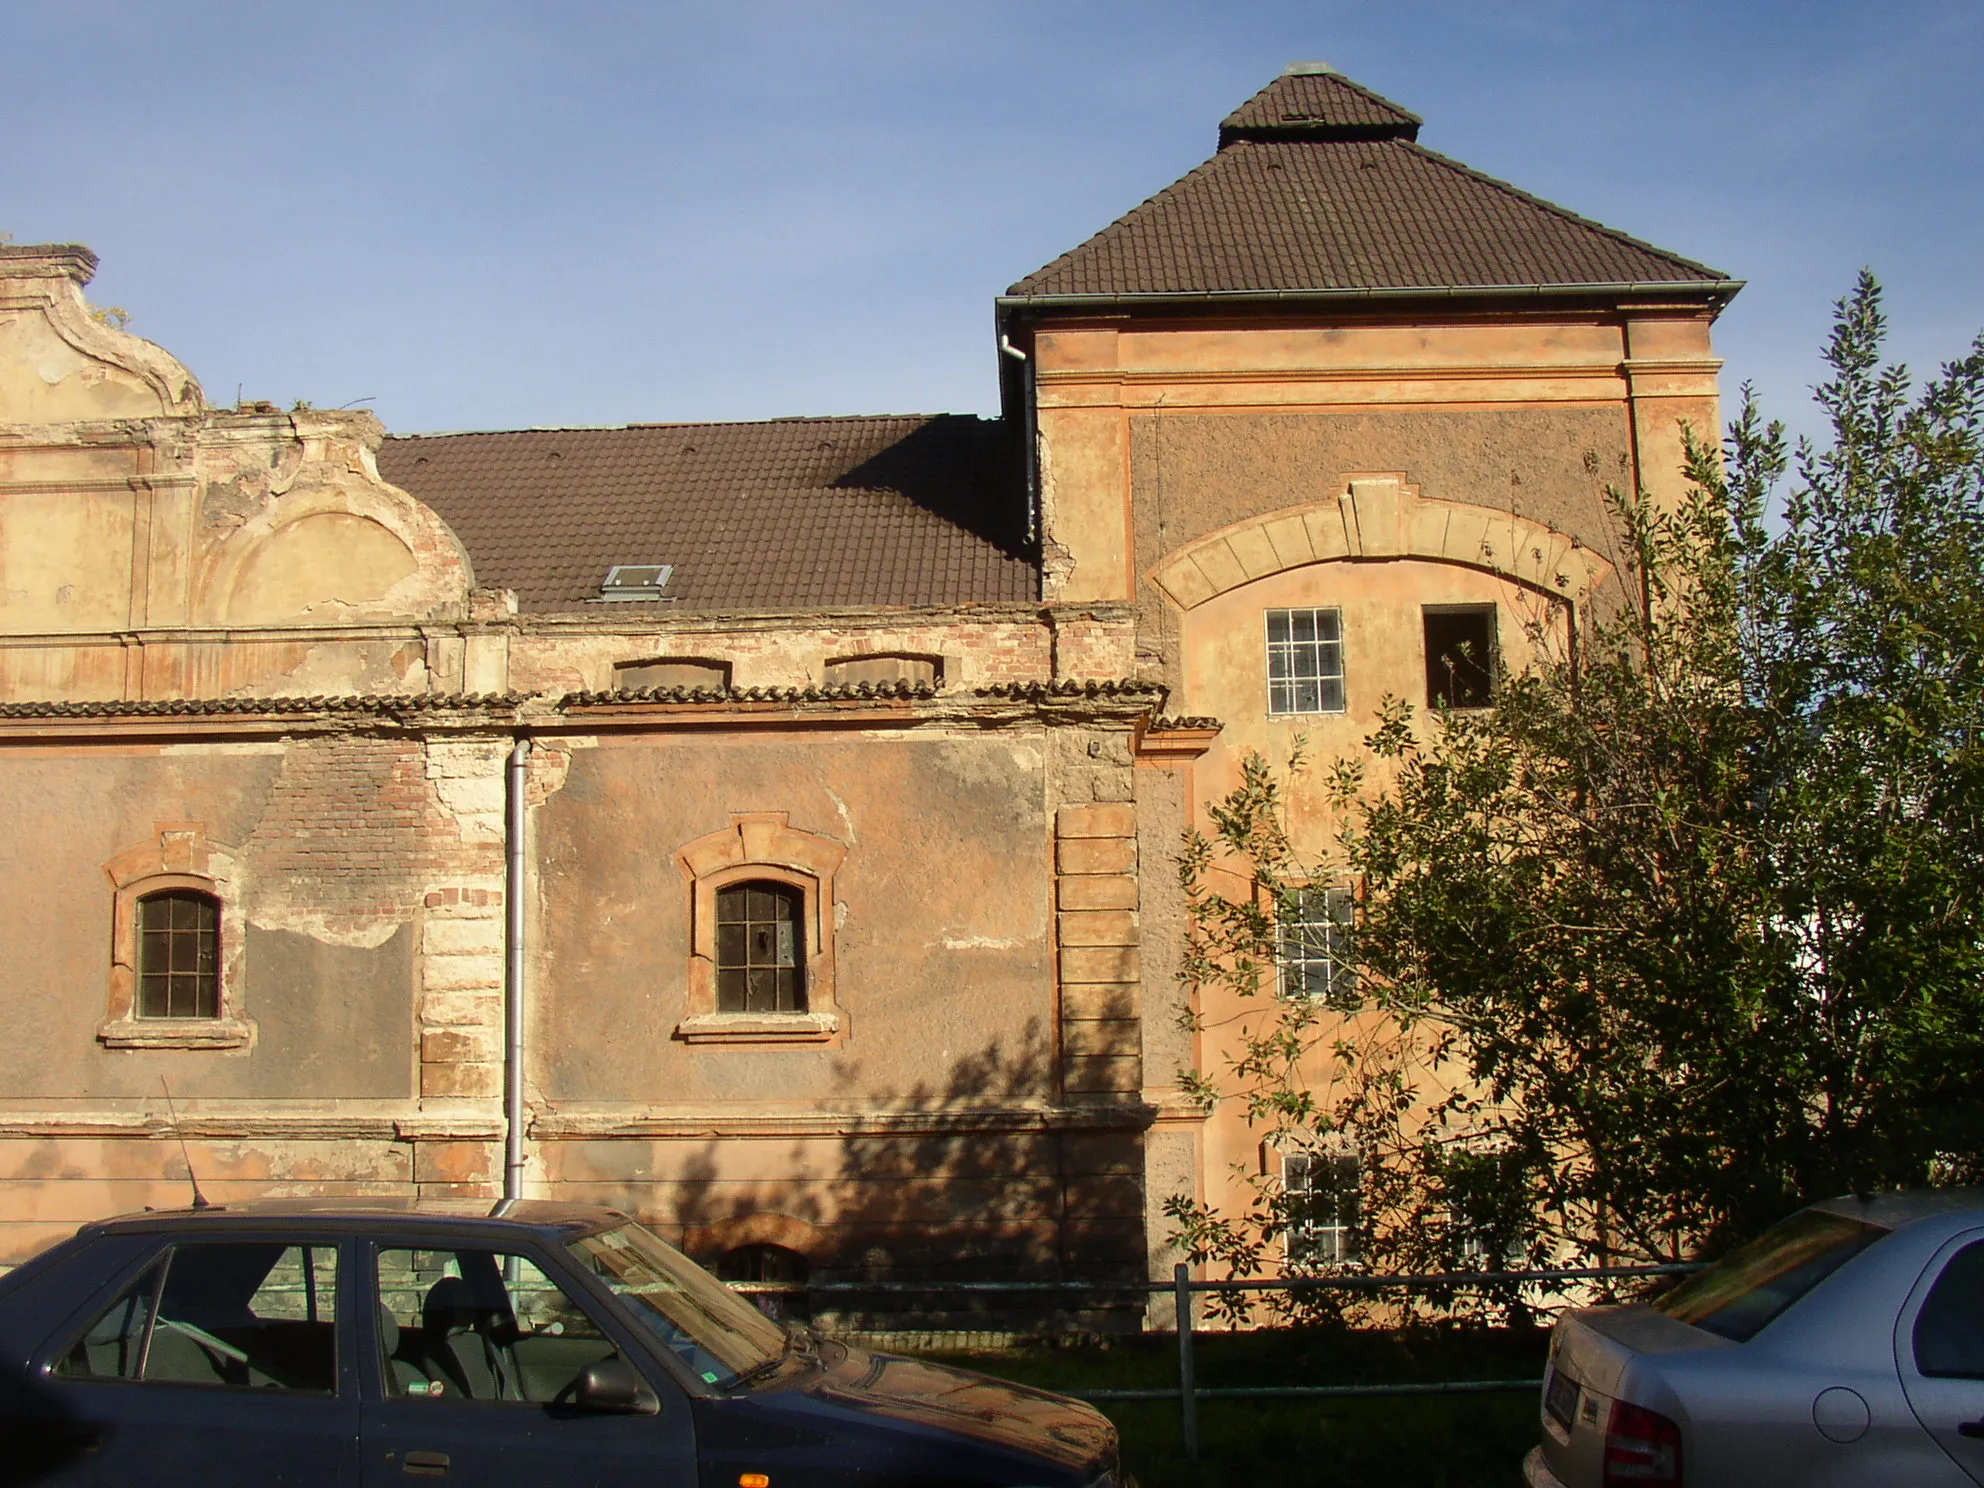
915;1324;1551;1488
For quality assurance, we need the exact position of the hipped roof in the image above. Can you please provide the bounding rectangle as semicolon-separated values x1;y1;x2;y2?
1007;67;1731;302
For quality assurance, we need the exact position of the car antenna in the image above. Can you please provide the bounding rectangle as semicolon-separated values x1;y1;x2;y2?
159;1077;211;1210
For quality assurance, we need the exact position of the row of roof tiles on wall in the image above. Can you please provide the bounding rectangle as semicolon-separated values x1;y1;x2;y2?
0;679;1167;719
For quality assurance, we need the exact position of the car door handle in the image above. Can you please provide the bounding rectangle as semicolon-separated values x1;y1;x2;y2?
1957;1419;1984;1440
403;1451;451;1476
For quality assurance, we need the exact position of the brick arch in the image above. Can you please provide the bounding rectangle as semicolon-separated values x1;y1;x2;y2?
1147;475;1615;610
684;1211;828;1263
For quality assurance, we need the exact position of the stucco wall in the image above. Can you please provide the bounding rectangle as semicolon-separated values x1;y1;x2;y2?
531;729;1054;1104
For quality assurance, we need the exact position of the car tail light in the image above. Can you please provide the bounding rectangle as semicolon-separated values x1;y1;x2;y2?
1603;1399;1682;1486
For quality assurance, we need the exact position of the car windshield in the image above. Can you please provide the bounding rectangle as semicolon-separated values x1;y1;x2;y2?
566;1222;787;1387
1654;1207;1889;1342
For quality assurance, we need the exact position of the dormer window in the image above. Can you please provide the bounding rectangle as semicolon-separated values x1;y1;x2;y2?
596;565;673;601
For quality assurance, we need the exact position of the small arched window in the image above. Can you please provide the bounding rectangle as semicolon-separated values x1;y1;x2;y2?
137;889;221;1020
715;882;804;1013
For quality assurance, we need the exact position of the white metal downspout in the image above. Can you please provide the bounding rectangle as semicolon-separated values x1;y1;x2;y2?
503;736;532;1202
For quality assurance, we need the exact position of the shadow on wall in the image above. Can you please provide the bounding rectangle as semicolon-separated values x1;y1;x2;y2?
662;1020;1146;1332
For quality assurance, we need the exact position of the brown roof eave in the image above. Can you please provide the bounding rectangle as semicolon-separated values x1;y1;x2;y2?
997;279;1744;318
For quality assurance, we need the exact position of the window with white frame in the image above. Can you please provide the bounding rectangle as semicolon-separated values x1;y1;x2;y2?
1266;608;1345;715
1283;1151;1360;1268
1277;885;1355;1002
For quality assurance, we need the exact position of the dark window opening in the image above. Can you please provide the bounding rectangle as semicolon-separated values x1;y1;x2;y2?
718;1243;812;1322
614;657;731;692
138;889;220;1019
1424;607;1495;709
716;882;805;1013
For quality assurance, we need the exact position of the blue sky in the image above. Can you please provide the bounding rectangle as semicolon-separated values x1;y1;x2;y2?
11;0;1980;455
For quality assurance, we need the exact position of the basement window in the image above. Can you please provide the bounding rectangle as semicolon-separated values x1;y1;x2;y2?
1424;606;1495;709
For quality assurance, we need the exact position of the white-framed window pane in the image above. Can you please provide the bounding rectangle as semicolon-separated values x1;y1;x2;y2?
1266;608;1345;716
1284;1151;1360;1268
1278;886;1355;1002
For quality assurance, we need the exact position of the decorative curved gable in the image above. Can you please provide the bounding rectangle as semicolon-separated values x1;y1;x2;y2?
0;245;203;422
193;410;476;626
1147;474;1615;609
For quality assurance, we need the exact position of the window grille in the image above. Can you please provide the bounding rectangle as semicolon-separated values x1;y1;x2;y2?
1266;608;1345;715
1424;606;1495;708
1278;885;1355;1002
715;882;805;1013
137;890;220;1020
1284;1151;1360;1268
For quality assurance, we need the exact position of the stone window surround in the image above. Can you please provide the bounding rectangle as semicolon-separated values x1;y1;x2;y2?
674;813;846;1046
99;826;254;1050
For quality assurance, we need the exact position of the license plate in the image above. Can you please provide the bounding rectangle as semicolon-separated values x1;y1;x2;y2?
1545;1366;1580;1432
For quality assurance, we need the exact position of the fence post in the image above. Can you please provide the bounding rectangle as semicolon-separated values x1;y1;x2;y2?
1174;1262;1198;1460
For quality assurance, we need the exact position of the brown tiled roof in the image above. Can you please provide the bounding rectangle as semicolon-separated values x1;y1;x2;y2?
379;415;1034;614
1008;72;1728;300
1219;68;1421;144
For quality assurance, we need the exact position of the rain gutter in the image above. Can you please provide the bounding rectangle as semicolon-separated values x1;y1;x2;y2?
995;279;1744;313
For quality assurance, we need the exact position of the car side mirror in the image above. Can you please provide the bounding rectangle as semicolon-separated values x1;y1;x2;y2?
574;1357;660;1415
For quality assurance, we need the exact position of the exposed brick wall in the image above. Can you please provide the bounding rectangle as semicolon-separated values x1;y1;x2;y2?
507;615;1060;695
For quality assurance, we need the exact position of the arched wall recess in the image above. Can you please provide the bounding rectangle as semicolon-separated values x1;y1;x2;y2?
1146;475;1615;610
193;414;476;626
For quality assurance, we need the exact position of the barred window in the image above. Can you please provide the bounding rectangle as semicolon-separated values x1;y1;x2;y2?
137;890;220;1020
1278;886;1355;1002
716;882;805;1013
1266;608;1345;715
1284;1151;1360;1268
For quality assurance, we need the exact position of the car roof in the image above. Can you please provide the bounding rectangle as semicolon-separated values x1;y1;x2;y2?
1810;1189;1984;1228
85;1196;628;1240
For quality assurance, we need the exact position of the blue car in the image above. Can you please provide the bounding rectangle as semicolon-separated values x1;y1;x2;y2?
0;1198;1124;1488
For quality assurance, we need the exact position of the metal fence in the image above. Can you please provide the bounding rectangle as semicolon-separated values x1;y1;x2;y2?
735;1261;1701;1460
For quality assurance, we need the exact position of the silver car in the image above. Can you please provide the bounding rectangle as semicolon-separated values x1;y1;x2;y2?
1525;1192;1984;1487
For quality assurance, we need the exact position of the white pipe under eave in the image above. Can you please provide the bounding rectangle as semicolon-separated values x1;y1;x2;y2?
503;736;532;1202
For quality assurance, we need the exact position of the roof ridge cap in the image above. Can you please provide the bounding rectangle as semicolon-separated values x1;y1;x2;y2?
1396;139;1729;282
386;413;974;443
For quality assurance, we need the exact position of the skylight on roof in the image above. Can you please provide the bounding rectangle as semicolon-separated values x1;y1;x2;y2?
596;564;674;601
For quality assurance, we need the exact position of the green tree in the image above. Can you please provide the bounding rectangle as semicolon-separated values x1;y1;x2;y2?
1169;275;1984;1285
